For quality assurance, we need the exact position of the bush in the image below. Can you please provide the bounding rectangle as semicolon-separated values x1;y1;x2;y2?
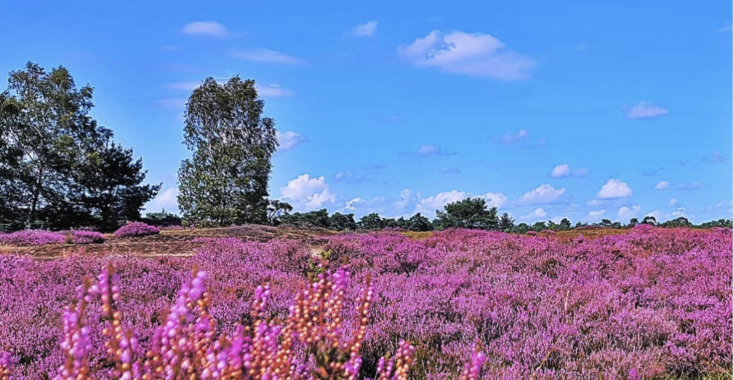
72;231;106;244
113;222;160;238
0;230;66;246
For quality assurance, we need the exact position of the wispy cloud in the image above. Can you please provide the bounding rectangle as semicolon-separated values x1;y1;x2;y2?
181;21;232;38
718;24;733;32
231;49;304;64
625;101;668;119
550;164;589;178
164;80;295;98
276;131;307;151
702;151;727;163
351;21;377;37
654;181;670;190
520;208;548;222
403;144;456;157
617;205;641;220
440;167;461;175
496;129;547;148
397;30;535;81
256;84;296;98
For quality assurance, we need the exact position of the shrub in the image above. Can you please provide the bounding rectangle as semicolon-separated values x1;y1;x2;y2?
71;231;106;244
113;222;160;238
526;230;537;236
0;230;66;246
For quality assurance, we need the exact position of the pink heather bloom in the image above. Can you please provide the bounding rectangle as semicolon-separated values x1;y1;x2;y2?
0;230;66;246
113;222;160;238
72;230;106;244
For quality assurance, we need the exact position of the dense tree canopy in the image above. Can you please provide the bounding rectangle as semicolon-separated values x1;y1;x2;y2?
0;62;158;231
434;198;500;231
177;76;277;227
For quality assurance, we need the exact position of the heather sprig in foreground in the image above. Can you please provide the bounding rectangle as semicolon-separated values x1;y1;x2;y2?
2;264;483;380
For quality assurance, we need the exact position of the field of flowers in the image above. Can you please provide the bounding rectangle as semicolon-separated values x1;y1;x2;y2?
0;226;731;379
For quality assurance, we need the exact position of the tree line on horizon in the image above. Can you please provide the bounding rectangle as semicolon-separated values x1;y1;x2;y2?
1;62;731;233
263;197;733;233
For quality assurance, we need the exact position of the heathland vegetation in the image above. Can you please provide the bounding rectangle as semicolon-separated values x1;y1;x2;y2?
0;62;731;380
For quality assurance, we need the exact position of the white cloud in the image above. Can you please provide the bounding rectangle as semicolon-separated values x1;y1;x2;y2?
521;208;547;222
352;21;377;37
181;21;231;38
418;144;441;156
519;184;566;205
617;205;641;220
280;174;335;209
550;164;571;178
256;83;296;98
334;171;353;181
596;179;633;199
146;188;179;213
500;129;528;144
397;30;535;80
646;210;663;222
654;181;670;190
231;49;304;64
165;80;294;98
625;101;668;119
345;197;366;211
588;209;606;217
277;131;307;151
671;207;687;217
667;198;678;206
550;164;589;178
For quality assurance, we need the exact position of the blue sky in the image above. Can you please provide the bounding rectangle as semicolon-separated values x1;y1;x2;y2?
1;0;731;224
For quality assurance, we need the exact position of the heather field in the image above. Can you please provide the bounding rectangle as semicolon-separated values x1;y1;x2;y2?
0;226;731;379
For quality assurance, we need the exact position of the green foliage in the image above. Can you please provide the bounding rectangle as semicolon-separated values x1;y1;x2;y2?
280;209;329;228
327;212;358;231
697;219;733;229
511;223;530;234
267;200;293;226
628;218;639;228
659;216;693;228
499;212;515;231
642;216;657;226
407;212;432;231
142;209;182;227
559;218;572;230
358;213;383;230
532;221;547;232
434;197;499;231
177;76;277;227
0;62;158;232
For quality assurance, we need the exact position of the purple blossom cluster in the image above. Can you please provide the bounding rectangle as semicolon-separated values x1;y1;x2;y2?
113;222;160;238
0;226;730;379
71;231;106;244
0;230;66;246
